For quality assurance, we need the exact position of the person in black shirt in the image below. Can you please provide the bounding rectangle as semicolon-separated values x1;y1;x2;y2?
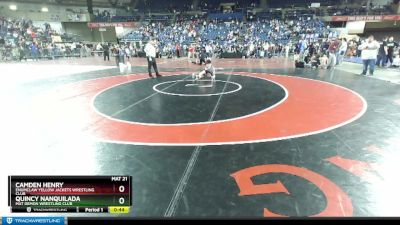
308;43;316;56
386;36;398;67
113;45;120;66
199;48;207;65
103;43;110;61
376;37;387;67
356;39;362;57
19;45;26;61
311;54;320;69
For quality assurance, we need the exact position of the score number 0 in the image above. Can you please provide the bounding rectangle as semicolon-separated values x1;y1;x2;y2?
118;185;125;205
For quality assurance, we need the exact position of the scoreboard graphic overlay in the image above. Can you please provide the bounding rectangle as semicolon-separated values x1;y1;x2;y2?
8;176;132;214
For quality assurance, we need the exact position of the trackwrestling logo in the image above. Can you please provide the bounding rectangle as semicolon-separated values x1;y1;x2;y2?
2;217;64;225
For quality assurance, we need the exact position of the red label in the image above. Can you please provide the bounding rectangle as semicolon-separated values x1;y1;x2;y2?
331;15;400;21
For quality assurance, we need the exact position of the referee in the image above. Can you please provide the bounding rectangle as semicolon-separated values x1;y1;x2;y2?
144;39;162;78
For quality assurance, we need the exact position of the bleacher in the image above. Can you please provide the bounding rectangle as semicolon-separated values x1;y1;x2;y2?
121;15;332;54
285;9;315;20
93;15;141;22
255;11;283;20
268;0;333;8
326;5;394;16
135;0;191;13
208;12;244;21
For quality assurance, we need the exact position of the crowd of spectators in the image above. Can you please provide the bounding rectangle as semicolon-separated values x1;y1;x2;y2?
294;35;399;71
123;16;336;59
0;17;88;61
121;14;400;72
370;36;400;68
2;12;399;71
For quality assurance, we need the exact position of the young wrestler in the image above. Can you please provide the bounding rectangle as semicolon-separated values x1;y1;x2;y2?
192;59;216;81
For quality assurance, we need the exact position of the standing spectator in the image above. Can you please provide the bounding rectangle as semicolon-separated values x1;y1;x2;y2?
117;45;129;73
103;43;110;61
199;48;208;65
205;44;213;58
358;35;380;76
79;44;86;58
19;45;26;61
48;44;54;60
124;45;131;61
112;45;119;65
156;45;161;58
299;40;307;55
327;37;340;69
356;38;362;57
376;37;388;68
285;43;290;58
70;42;76;56
175;43;181;58
337;38;347;65
118;45;126;65
96;43;103;56
60;46;66;57
129;44;134;57
188;44;195;62
31;42;39;61
386;36;398;67
144;39;162;78
84;44;91;57
12;46;19;60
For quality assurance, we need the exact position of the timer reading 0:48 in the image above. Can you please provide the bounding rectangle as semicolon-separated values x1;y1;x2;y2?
109;206;130;214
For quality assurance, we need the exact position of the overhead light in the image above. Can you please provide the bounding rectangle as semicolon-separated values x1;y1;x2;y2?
9;5;17;11
41;7;49;12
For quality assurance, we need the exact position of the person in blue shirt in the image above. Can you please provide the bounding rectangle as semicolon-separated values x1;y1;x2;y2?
30;43;39;61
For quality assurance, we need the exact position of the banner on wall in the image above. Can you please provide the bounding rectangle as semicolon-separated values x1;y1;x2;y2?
87;22;138;28
332;15;400;22
346;21;366;34
68;13;89;22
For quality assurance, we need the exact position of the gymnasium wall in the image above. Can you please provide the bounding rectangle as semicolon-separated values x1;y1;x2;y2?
364;21;400;39
62;22;117;43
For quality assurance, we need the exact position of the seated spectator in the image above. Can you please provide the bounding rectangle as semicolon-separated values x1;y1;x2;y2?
319;54;329;69
311;54;320;69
